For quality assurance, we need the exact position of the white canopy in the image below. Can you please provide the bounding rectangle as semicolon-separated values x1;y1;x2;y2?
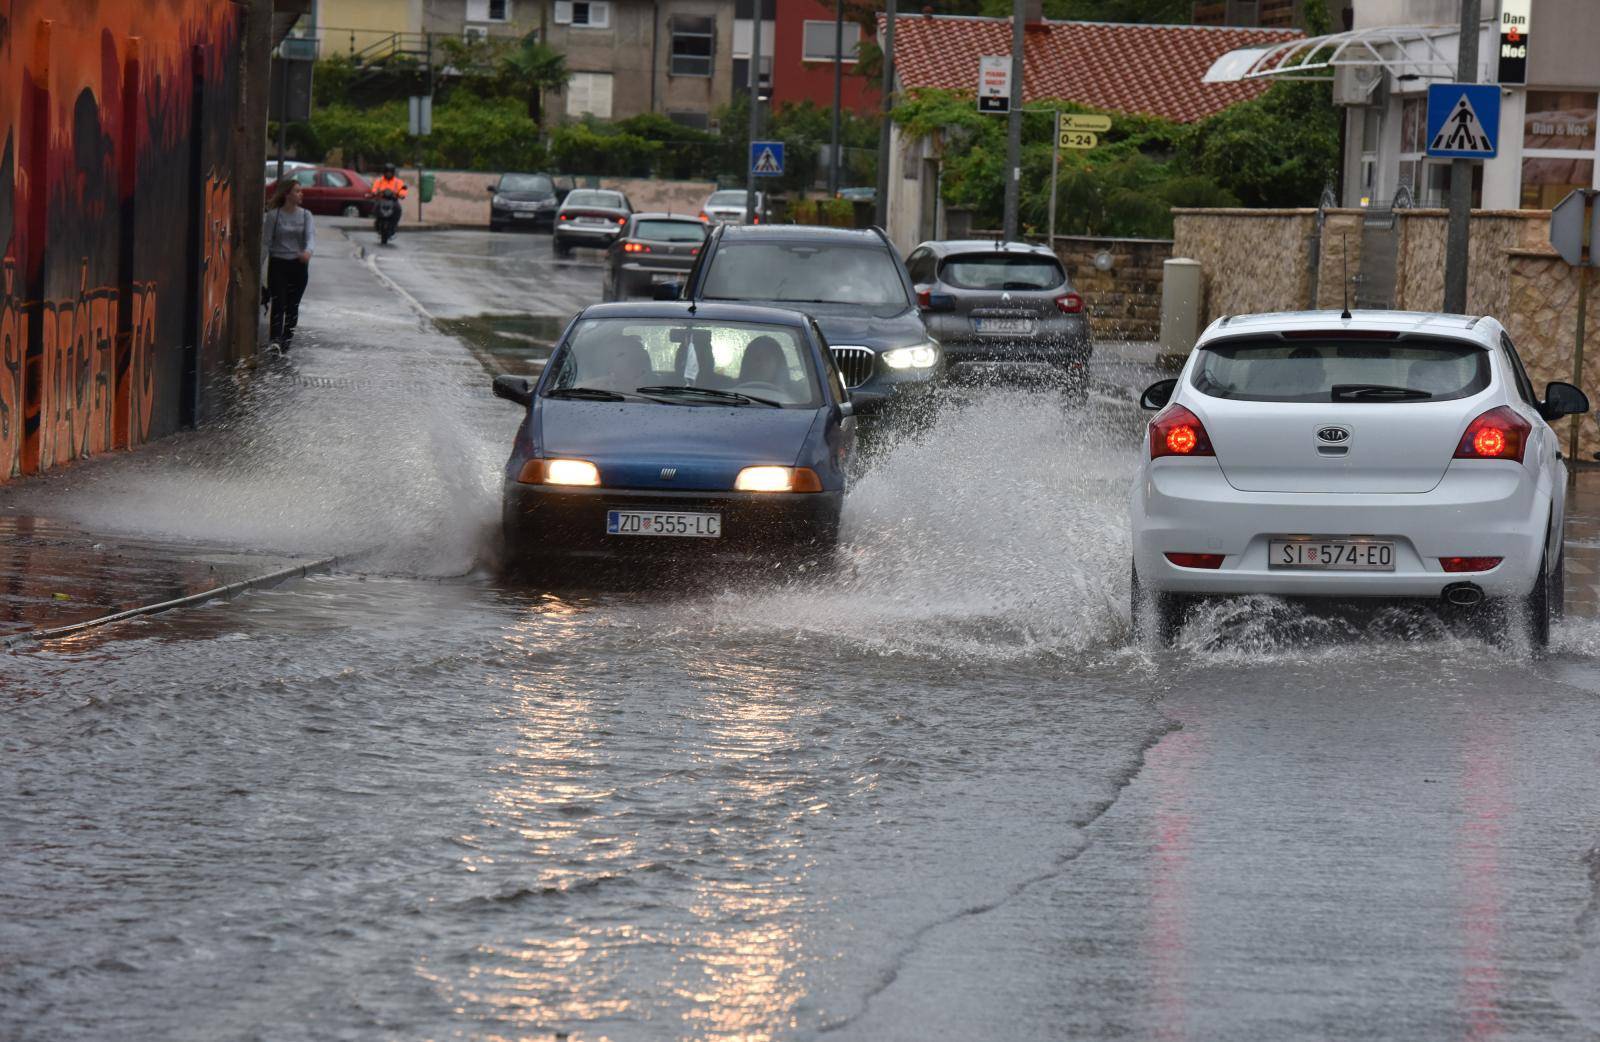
1202;25;1459;84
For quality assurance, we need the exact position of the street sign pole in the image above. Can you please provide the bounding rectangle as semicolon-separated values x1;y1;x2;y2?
1047;110;1059;249
1552;188;1599;459
875;0;895;228
1002;0;1024;240
1575;262;1589;461
746;7;762;225
1444;0;1481;314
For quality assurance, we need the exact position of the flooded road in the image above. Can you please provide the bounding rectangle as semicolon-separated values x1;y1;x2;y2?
5;227;1600;1042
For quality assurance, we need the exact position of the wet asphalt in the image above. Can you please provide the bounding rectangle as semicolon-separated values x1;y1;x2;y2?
3;224;1600;1042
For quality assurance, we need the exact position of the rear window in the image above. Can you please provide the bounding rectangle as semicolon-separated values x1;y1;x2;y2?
500;173;553;193
1191;338;1491;403
708;191;753;206
633;219;707;242
938;254;1065;291
566;190;624;208
702;242;908;307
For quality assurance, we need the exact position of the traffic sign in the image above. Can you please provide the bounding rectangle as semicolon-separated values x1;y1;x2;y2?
978;56;1010;114
1059;113;1111;133
1551;189;1599;267
1426;83;1500;159
1059;130;1098;150
750;141;784;177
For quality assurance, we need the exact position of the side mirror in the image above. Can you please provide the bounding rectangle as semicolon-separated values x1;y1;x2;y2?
485;184;498;194
651;281;684;301
1540;380;1590;420
492;374;534;407
1140;378;1178;411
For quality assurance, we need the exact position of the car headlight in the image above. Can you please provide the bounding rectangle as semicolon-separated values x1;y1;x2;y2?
536;197;556;209
734;466;823;492
493;194;508;207
880;343;939;370
518;458;601;486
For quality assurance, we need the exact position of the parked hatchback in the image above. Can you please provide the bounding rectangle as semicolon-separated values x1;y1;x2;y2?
1130;309;1589;647
264;166;372;217
905;240;1091;397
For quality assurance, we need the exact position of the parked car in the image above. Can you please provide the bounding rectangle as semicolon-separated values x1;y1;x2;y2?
1129;309;1590;647
492;301;856;568
602;214;709;301
669;224;942;420
905;239;1092;398
262;165;373;217
835;186;876;203
263;159;316;181
700;189;766;225
487;171;572;232
553;189;633;257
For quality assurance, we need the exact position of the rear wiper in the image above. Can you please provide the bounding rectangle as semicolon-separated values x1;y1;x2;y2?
547;386;630;401
1331;384;1433;401
635;384;782;407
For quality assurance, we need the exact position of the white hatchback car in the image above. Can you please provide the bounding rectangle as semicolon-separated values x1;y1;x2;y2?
1130;310;1590;646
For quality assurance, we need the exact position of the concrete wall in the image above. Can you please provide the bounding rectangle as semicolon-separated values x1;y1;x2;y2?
395;170;719;225
1;0;255;483
1051;236;1174;342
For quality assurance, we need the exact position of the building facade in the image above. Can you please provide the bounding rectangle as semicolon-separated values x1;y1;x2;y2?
769;0;878;116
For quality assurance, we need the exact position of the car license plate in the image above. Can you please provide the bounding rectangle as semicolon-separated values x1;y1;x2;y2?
651;272;678;283
974;317;1033;334
1269;539;1395;571
578;216;608;224
512;211;535;219
606;510;721;538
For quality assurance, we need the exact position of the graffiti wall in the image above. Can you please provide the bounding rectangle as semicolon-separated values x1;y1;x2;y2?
0;0;242;481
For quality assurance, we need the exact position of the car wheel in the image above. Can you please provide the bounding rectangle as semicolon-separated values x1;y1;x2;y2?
490;220;505;233
552;237;570;258
1131;559;1184;646
1524;541;1552;650
1552;542;1567;620
342;203;361;218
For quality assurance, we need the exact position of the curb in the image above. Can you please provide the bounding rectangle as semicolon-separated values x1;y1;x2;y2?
2;554;340;650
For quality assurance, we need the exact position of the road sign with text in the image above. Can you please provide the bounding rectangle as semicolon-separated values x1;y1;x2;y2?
1059;113;1112;133
978;56;1010;114
1059;131;1098;150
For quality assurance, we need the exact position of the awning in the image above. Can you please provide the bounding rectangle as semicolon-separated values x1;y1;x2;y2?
1202;25;1459;84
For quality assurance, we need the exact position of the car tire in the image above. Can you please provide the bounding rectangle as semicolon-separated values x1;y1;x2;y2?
1131;559;1184;646
342;204;361;217
1524;540;1553;650
490;220;505;233
552;237;570;258
1552;541;1567;620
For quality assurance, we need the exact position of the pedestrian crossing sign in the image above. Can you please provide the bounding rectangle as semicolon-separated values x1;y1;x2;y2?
750;141;785;177
1425;83;1500;159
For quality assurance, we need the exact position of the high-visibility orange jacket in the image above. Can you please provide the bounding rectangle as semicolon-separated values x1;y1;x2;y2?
369;175;408;198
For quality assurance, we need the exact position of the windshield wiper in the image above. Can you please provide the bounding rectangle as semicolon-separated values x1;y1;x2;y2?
635;385;783;407
1331;384;1433;401
547;386;630;401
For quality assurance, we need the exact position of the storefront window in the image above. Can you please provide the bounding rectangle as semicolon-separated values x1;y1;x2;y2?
1521;90;1597;209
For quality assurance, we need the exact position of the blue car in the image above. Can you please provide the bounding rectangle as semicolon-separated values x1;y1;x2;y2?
493;301;857;565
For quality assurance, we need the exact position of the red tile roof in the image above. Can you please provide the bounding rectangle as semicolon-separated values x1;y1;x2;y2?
882;14;1302;124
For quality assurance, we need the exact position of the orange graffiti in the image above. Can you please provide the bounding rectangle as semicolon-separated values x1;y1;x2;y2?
129;279;157;444
0;259;26;478
201;171;232;357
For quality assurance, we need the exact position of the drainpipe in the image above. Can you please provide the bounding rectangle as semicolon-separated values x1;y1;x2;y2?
650;0;660;114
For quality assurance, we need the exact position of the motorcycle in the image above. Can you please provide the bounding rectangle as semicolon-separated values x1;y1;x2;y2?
373;189;402;245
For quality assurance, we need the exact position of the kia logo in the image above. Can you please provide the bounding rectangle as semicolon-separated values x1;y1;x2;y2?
1317;426;1350;443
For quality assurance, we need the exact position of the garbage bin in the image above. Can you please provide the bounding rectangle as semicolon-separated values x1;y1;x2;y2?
419;172;435;204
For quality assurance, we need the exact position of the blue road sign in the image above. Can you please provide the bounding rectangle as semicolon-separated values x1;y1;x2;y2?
750;141;785;177
1426;83;1501;159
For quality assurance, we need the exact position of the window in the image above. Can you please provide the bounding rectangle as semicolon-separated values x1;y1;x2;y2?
292;169;317;186
1500;334;1538;405
938;254;1065;291
703;243;909;307
671;16;714;77
1521;90;1597;209
566;72;613;118
321;170;350;188
1190;339;1490;404
632;219;708;243
904;249;935;285
668;110;710;131
466;0;510;20
554;1;609;27
802;20;859;62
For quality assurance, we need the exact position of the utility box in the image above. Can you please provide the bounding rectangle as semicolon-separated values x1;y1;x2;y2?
1160;257;1203;355
419;172;436;204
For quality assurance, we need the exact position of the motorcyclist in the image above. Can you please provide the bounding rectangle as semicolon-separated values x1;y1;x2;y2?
369;164;409;199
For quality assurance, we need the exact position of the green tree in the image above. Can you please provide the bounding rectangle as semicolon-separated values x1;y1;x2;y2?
497;33;570;127
1181;81;1339;208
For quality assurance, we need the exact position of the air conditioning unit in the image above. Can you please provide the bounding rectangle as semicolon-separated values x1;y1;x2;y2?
1333;63;1385;106
463;25;490;43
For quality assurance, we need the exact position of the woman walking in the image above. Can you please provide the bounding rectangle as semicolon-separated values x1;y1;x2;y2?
263;177;316;351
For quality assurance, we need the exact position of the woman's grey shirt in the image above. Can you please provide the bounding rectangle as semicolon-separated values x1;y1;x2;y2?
264;206;316;261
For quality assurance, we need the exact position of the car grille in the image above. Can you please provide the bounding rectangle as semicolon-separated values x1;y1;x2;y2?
831;347;875;388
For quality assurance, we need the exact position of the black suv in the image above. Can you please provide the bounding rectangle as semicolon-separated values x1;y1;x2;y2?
668;225;943;418
487;172;572;232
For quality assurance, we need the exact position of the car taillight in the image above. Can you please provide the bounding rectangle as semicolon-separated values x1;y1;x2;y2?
622;242;650;253
1149;404;1215;460
616;217;626;225
1440;556;1503;572
691;247;700;255
917;289;932;308
1454;406;1530;462
699;211;710;222
1164;552;1225;569
1055;292;1084;314
558;212;568;221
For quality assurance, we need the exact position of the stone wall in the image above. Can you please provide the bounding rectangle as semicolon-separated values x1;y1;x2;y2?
1391;210;1542;319
1172;209;1318;324
391;170;720;226
1313;210;1364;310
1051;236;1174;342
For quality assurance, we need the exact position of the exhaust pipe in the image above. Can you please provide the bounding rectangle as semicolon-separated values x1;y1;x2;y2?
1442;582;1485;607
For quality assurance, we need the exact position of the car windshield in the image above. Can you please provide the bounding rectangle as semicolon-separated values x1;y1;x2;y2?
1191;338;1491;403
567;190;624;209
499;173;552;193
548;317;822;407
702;243;908;307
634;219;707;242
708;191;754;206
939;254;1065;291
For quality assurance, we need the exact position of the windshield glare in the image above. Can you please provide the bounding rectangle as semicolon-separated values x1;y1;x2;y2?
940;254;1065;291
703;243;909;307
499;173;552;193
566;191;624;208
633;219;707;243
1192;338;1490;403
549;318;822;407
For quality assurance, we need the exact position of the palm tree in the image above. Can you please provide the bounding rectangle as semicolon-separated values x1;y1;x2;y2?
498;32;570;129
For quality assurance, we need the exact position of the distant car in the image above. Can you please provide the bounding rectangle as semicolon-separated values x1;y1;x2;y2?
263;159;316;181
553;189;633;257
492;301;856;567
700;189;765;225
488;171;572;232
835;186;875;203
1130;309;1590;647
905;239;1092;398
674;224;942;420
602;214;709;301
263;166;373;217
